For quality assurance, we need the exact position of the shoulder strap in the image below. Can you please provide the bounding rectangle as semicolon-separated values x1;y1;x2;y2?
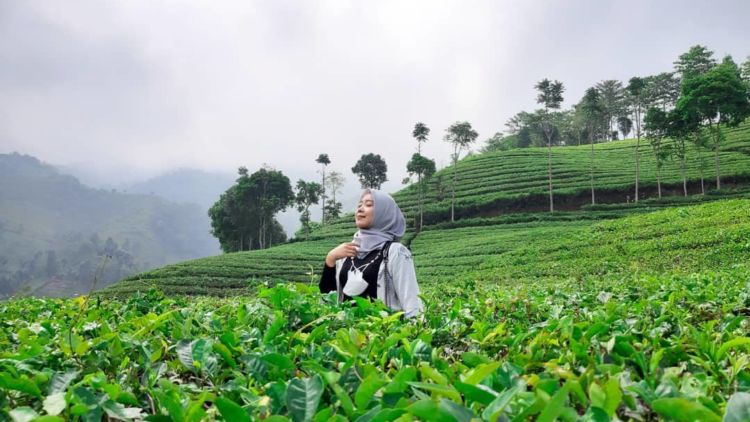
381;241;393;307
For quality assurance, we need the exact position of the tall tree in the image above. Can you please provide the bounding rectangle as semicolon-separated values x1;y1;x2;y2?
534;79;565;213
294;180;323;240
580;88;604;205
644;108;670;199
352;153;388;189
406;153;436;230
626;77;647;202
674;45;716;81
676;57;750;190
316;154;331;225
443;121;479;221
324;171;345;223
412;122;430;155
664;110;694;197
643;72;680;111
595;80;626;141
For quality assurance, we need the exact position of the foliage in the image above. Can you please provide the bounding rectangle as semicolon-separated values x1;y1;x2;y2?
294;181;323;240
674;44;716;80
412;122;430;155
351;154;388;190
209;167;292;252
6;262;750;420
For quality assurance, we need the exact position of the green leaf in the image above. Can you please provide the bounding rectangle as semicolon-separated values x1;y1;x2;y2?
589;382;605;409
482;385;521;421
0;373;42;397
30;417;65;422
406;399;457;422
408;382;461;402
652;398;720;422
718;337;750;360
48;371;79;395
724;392;750;422
176;339;196;370
43;393;67;416
603;378;622;417
355;373;388;410
286;375;324;422
215;397;251;422
212;343;237;369
463;361;502;386
461;352;490;367
438;398;475;422
537;382;570;422
9;407;38;422
454;381;497;406
263;353;295;371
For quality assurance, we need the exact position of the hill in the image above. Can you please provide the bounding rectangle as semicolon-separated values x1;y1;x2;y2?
394;120;750;222
102;120;750;296
0;153;220;297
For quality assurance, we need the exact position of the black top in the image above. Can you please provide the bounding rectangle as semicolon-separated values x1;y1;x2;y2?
319;248;384;300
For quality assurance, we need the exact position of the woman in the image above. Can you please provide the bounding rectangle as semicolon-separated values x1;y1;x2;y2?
319;189;423;318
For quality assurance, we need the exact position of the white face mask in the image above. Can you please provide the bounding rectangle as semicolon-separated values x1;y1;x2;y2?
343;267;368;296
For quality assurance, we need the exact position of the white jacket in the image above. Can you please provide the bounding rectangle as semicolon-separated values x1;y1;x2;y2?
334;242;423;318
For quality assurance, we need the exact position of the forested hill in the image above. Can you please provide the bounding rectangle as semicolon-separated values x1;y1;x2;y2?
0;153;220;297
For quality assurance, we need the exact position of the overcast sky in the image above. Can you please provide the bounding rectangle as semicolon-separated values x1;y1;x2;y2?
2;0;750;195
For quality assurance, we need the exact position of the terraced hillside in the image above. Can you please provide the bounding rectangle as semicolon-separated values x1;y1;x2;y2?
101;197;750;296
101;121;750;296
394;121;750;222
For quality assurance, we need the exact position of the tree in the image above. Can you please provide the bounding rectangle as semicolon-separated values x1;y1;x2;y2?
675;58;750;190
535;78;565;213
664;110;694;197
323;171;345;224
643;72;680;111
595;80;626;141
208;166;293;252
294;180;323;240
412;122;430;154
644;108;670;199
444;121;479;221
406;153;436;230
580;87;604;205
352;153;388;189
674;45;716;81
316;154;331;224
626;77;647;202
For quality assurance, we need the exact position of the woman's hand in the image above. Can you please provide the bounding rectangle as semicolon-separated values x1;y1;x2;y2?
326;242;359;267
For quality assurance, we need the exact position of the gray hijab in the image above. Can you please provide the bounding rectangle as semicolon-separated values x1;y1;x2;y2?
353;189;406;259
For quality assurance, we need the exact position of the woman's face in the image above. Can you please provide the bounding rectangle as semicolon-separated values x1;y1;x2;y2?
355;193;375;229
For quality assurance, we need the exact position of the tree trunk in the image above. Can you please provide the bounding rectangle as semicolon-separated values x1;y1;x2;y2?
656;165;662;199
546;126;554;213
590;131;595;205
451;162;457;222
321;169;326;225
680;155;687;197
634;108;641;203
710;121;721;190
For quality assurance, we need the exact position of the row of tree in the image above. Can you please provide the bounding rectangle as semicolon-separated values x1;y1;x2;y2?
490;45;750;212
209;118;487;251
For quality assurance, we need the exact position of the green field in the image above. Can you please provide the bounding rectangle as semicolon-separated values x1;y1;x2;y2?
4;122;750;420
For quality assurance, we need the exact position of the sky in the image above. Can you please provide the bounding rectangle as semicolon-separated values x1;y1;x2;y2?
2;0;750;200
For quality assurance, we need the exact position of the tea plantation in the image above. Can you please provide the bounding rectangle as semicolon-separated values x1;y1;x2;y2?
3;124;750;420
